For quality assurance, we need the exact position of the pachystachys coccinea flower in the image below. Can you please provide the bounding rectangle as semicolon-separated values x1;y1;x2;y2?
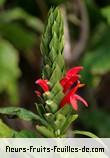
35;66;88;111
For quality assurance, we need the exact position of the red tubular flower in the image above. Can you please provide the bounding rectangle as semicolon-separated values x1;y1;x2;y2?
65;66;83;78
60;83;79;107
70;94;88;110
60;66;88;111
60;75;79;93
35;79;49;92
35;66;88;111
60;66;83;93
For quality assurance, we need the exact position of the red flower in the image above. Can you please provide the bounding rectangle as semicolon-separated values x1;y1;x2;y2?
60;66;83;93
60;66;88;110
70;94;88;110
35;66;88;111
60;81;88;110
35;79;49;92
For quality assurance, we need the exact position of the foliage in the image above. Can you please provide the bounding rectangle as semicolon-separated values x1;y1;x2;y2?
73;130;98;138
0;39;20;104
0;1;43;105
0;119;14;137
0;107;41;121
79;2;110;137
81;4;110;87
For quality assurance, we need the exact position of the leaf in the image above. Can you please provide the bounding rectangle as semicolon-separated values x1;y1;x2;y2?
73;130;108;150
61;114;78;134
0;39;20;104
0;0;6;7
55;113;66;130
0;107;41;121
35;103;46;118
55;105;73;117
0;119;15;137
0;23;36;49
0;107;50;127
101;6;110;25
73;130;98;138
46;100;58;113
82;27;110;87
85;0;104;29
13;130;37;138
36;125;55;138
0;7;44;33
44;113;56;128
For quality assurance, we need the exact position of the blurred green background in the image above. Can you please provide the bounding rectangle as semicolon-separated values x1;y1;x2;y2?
0;0;110;137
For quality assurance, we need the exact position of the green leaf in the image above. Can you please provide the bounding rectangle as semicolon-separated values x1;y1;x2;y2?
46;100;58;113
0;119;15;137
0;23;36;49
0;107;41;121
55;105;73;116
73;130;108;149
82;27;110;87
55;113;66;130
0;39;20;105
101;6;110;25
0;0;6;7
0;7;44;33
85;0;104;29
44;113;56;128
61;114;78;134
35;103;46;118
0;107;50;127
13;130;37;138
73;130;98;138
55;105;74;133
36;125;55;138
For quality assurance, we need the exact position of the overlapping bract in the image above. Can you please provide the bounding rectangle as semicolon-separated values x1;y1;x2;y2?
39;7;65;113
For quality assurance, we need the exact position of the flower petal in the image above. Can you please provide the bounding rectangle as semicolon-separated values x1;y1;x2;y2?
62;75;79;93
35;79;49;92
74;94;88;107
60;78;68;87
60;84;79;107
70;95;78;110
60;94;69;107
60;66;83;91
66;66;83;79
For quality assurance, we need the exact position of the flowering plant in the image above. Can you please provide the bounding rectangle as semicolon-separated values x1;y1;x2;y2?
0;7;95;138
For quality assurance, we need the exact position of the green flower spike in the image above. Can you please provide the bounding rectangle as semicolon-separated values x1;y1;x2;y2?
40;7;65;113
